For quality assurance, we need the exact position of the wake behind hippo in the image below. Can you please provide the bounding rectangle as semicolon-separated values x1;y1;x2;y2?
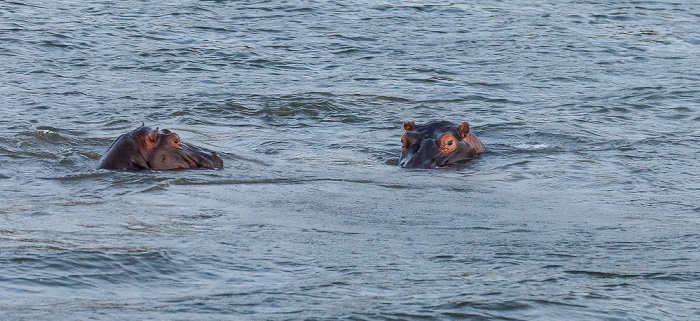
97;126;223;170
399;120;485;168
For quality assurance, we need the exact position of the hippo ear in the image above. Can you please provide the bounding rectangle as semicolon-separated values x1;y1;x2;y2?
403;121;416;131
143;128;160;149
458;122;471;139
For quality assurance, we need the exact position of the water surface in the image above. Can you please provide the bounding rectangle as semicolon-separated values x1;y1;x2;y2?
2;0;700;319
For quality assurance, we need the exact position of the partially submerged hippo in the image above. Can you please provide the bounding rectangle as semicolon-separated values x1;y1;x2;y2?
97;126;223;170
399;120;485;168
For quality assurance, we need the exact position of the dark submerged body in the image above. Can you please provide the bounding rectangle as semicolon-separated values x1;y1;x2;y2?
98;126;223;170
399;121;485;169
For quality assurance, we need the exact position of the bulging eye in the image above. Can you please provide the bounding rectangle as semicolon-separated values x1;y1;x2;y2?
439;134;458;153
171;135;181;146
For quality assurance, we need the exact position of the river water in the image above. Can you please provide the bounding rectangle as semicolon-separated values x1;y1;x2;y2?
2;0;700;319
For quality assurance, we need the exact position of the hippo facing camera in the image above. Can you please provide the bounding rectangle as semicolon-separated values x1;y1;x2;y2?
399;120;485;169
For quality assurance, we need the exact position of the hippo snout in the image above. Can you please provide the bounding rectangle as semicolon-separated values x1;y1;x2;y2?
209;152;224;170
399;139;440;169
400;158;436;169
183;143;224;169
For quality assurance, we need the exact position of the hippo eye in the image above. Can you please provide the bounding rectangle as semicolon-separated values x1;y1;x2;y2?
439;134;458;153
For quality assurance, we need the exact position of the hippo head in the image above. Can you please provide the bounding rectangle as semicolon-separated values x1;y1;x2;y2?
399;120;484;169
98;126;224;170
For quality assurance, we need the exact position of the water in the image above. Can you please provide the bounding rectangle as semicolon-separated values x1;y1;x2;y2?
2;0;700;319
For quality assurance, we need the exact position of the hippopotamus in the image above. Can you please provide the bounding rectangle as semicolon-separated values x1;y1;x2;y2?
399;120;485;168
97;126;223;170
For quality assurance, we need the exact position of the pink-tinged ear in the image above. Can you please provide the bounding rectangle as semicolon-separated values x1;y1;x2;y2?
143;128;160;150
403;121;416;131
458;122;471;139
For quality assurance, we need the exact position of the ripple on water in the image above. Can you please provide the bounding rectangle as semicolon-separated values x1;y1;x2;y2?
2;0;700;319
2;251;181;289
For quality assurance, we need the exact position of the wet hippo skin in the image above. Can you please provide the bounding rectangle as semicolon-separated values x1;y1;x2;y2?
399;120;485;169
97;126;224;170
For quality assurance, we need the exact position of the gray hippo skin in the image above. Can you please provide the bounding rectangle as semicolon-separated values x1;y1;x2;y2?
97;126;224;170
399;121;485;168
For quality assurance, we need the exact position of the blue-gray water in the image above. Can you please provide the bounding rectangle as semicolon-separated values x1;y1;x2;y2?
2;0;700;319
